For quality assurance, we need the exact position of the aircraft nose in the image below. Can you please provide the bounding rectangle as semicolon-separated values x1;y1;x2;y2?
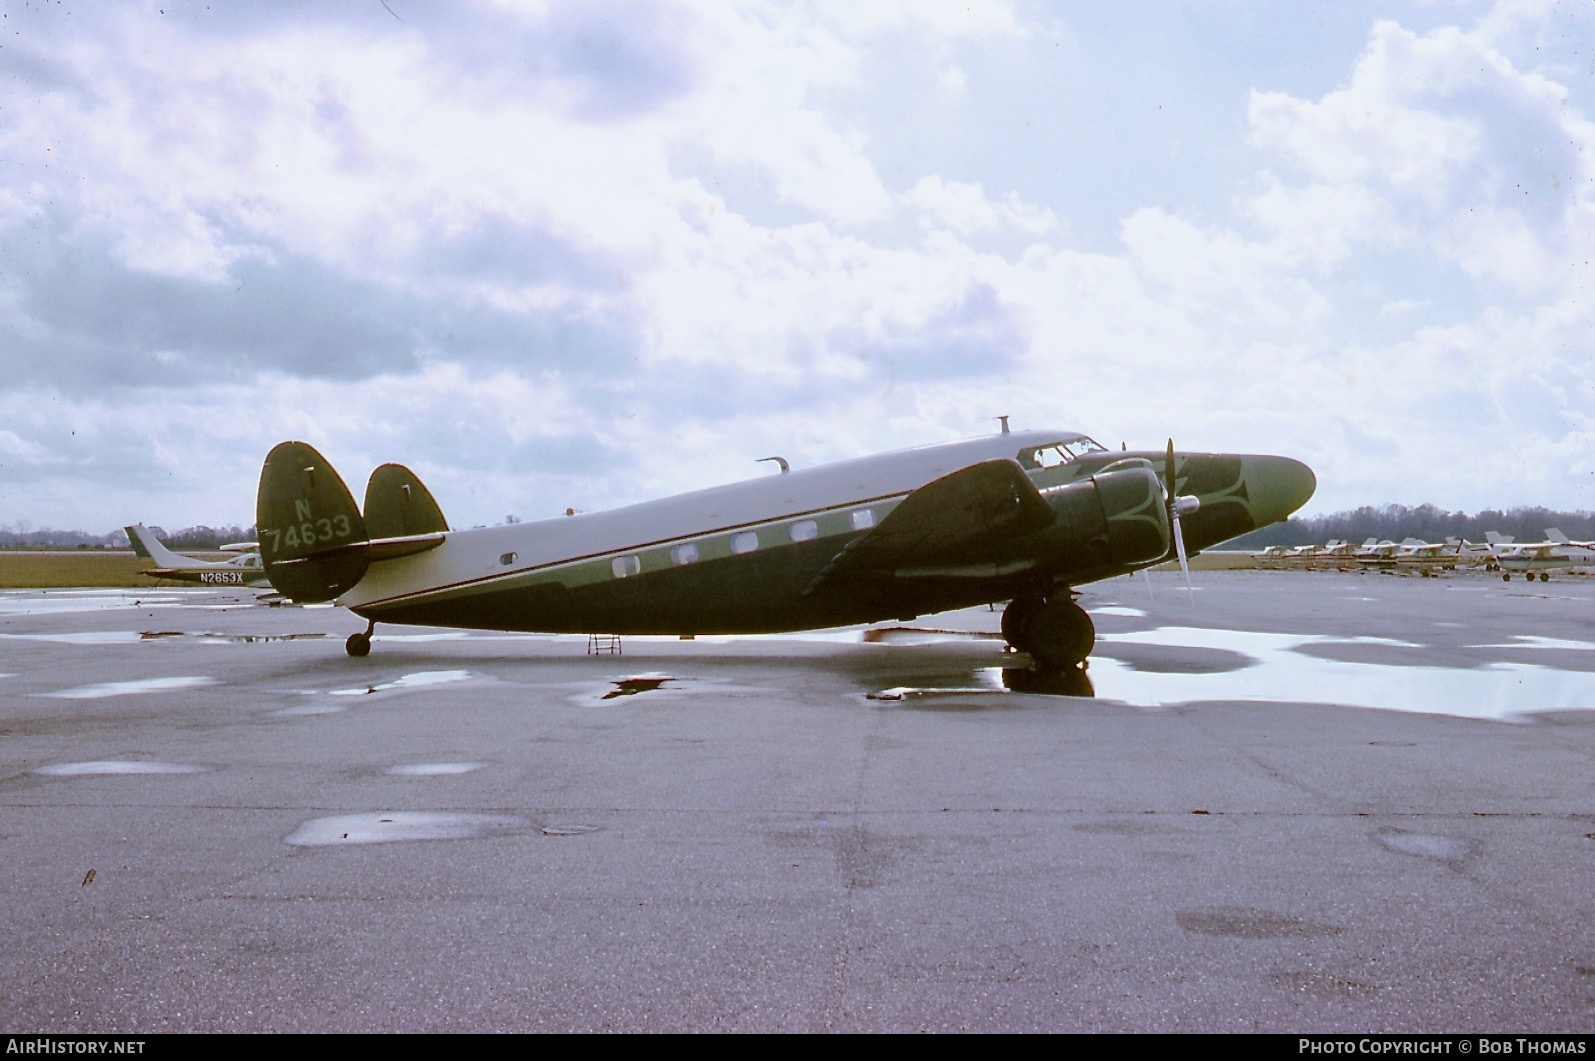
1249;456;1316;525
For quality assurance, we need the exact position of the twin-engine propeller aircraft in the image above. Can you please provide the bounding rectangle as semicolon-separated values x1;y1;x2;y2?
125;524;268;587
255;428;1315;668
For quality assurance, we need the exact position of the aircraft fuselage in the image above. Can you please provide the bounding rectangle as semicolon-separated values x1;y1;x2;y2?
332;430;1314;636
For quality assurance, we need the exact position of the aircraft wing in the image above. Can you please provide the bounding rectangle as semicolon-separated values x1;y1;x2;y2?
805;459;1056;590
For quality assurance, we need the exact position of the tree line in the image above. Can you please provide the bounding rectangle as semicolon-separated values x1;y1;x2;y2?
0;525;257;550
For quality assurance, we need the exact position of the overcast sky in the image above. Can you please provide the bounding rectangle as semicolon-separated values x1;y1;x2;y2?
2;0;1592;534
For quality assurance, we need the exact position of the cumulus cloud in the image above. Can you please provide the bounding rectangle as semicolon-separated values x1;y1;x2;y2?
1;0;1594;533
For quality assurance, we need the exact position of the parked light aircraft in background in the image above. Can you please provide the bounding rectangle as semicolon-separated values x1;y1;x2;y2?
254;428;1315;668
125;524;268;587
1489;529;1595;581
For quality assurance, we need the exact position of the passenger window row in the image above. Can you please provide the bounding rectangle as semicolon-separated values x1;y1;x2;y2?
611;509;873;578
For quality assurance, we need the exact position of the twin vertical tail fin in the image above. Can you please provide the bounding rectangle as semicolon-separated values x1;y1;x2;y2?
257;443;452;603
364;463;449;538
256;442;371;603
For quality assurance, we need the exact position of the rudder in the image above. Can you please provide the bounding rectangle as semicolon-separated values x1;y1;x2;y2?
256;441;371;603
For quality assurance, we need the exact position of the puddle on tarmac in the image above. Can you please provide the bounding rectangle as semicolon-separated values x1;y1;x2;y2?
0;590;191;616
272;703;349;717
0;630;329;645
386;762;488;776
327;670;473;697
285;811;525;846
41;676;220;699
867;626;1595;722
1374;827;1472;862
0;631;146;644
602;675;676;699
188;632;328;644
1479;635;1595;652
35;760;208;776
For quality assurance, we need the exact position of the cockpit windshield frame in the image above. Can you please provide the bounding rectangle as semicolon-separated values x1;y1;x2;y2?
1018;435;1109;470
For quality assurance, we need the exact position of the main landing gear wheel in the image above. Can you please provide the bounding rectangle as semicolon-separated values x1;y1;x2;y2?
345;621;376;658
1004;596;1095;670
1001;596;1042;646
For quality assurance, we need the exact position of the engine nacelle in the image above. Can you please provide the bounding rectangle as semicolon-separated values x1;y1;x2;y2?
1045;459;1171;573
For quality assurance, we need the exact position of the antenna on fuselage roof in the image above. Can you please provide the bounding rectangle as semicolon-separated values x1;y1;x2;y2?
757;456;790;474
984;415;1010;435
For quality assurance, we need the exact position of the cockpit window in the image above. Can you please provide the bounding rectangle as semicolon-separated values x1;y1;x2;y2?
1019;436;1109;469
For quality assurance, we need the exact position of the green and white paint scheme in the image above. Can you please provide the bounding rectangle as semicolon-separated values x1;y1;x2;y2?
125;523;268;588
256;429;1316;666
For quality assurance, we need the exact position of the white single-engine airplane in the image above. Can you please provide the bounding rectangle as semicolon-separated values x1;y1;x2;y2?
255;428;1316;668
125;524;268;587
1490;529;1595;581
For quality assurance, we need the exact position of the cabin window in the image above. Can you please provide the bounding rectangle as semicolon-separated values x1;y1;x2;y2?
1065;435;1109;456
671;543;699;566
499;551;517;566
612;555;641;578
730;531;759;554
850;509;875;531
1026;445;1072;469
789;520;818;543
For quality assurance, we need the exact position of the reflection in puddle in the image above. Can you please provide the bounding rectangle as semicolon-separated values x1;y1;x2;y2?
35;760;208;776
1094;627;1595;720
861;627;1001;645
869;667;1097;701
865;625;1595;722
386;762;488;776
191;632;328;644
42;676;220;699
285;811;525;846
602;675;676;699
0;629;329;645
328;670;473;697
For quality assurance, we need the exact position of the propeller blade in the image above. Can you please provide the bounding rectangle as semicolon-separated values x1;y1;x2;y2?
1164;438;1176;505
1166;438;1193;603
1172;511;1193;600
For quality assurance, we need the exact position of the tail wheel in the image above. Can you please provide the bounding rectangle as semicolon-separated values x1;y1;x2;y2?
345;632;371;657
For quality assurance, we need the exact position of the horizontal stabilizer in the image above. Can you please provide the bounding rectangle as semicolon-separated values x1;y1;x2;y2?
266;531;445;570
